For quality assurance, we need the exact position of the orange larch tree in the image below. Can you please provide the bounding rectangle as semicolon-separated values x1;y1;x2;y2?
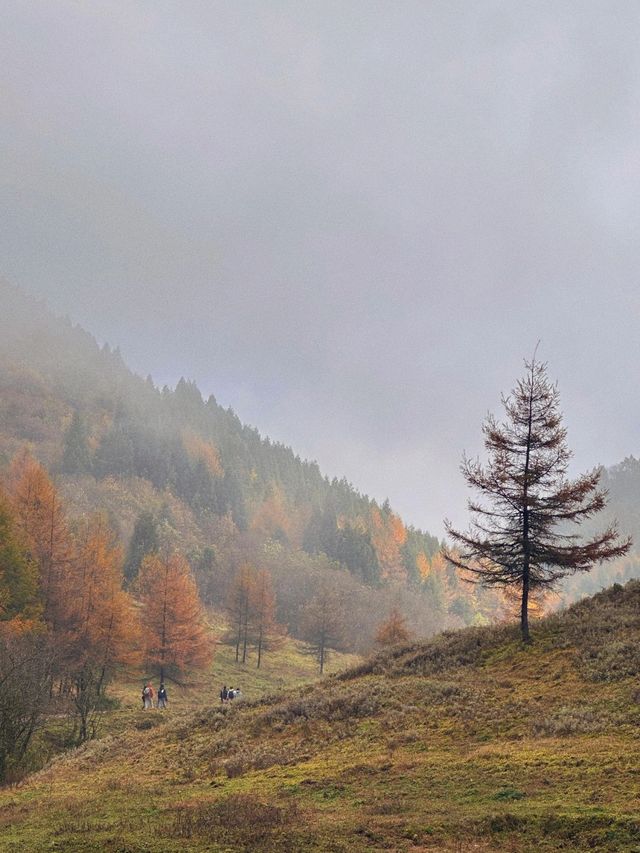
6;452;74;633
68;514;141;741
370;505;408;583
137;552;212;683
0;487;39;621
249;568;281;669
375;607;413;647
227;564;254;663
300;582;346;675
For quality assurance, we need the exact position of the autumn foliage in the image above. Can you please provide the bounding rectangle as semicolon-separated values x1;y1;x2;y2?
137;552;213;682
375;607;412;647
226;564;281;667
0;451;213;764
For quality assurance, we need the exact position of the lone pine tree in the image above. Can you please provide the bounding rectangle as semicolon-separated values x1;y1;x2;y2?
444;356;630;643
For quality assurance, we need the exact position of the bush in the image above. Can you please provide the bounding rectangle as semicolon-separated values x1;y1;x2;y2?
532;705;612;737
256;681;387;729
169;793;299;845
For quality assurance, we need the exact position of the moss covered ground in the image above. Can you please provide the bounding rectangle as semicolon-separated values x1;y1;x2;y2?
1;583;640;852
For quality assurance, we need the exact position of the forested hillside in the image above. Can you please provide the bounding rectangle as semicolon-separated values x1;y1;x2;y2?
555;457;640;604
0;281;506;651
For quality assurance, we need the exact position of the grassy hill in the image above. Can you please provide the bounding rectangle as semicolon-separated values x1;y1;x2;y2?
2;581;639;852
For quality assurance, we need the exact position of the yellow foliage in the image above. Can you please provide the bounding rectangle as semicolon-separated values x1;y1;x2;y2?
251;485;308;547
370;507;408;583
182;430;224;477
416;552;430;579
137;552;213;677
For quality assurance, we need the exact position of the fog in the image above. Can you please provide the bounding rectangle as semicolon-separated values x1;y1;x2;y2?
3;2;640;535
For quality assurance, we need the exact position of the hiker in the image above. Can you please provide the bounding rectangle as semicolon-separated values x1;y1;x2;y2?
220;684;228;703
228;687;235;700
141;684;146;710
157;683;168;710
143;682;154;710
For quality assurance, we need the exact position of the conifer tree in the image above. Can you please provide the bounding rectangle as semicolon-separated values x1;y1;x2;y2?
7;452;74;633
444;356;631;643
0;490;38;619
136;552;212;682
61;410;91;474
124;511;159;585
249;568;280;669
301;583;346;674
68;515;140;741
375;606;412;647
226;565;253;663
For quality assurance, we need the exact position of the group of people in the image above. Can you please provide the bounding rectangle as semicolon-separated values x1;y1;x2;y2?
139;681;243;710
141;682;168;710
220;684;242;703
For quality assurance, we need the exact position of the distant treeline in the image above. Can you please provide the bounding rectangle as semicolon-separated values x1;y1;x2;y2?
0;282;560;633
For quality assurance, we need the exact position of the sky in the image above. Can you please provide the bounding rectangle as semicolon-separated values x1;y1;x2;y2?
2;1;640;536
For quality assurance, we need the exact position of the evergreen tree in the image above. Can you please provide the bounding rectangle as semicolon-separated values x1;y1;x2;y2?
61;410;91;474
444;356;631;643
0;491;38;619
94;421;135;478
124;512;159;585
335;526;380;585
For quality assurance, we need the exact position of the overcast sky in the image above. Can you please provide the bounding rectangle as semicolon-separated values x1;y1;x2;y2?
2;2;640;535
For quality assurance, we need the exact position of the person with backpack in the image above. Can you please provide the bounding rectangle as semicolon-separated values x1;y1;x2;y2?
157;683;168;710
220;685;228;703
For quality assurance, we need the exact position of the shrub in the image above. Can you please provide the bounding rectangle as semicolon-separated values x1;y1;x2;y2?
532;706;611;737
169;793;298;845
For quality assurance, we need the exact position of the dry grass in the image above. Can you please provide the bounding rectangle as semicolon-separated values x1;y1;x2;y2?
1;581;640;852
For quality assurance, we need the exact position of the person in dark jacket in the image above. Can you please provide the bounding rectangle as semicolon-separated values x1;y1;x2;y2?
157;683;168;710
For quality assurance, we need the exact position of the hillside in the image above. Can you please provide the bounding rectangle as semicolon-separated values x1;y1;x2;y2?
0;281;506;648
1;581;639;852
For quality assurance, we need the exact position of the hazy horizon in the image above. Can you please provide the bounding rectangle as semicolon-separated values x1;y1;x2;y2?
4;2;640;535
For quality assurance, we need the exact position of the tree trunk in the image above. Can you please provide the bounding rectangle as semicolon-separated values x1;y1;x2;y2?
520;364;534;645
242;628;248;664
241;594;249;664
520;567;530;643
235;615;241;662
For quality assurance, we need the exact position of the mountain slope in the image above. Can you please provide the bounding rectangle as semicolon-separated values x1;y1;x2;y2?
2;581;639;852
0;281;499;649
0;278;637;636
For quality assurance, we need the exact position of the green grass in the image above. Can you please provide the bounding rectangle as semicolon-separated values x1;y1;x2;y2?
2;582;640;852
23;620;361;783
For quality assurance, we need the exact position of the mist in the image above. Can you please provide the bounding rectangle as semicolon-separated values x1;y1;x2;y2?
3;2;640;535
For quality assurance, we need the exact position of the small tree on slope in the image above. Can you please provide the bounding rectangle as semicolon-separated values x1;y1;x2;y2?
301;584;346;675
375;607;412;647
444;356;630;643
